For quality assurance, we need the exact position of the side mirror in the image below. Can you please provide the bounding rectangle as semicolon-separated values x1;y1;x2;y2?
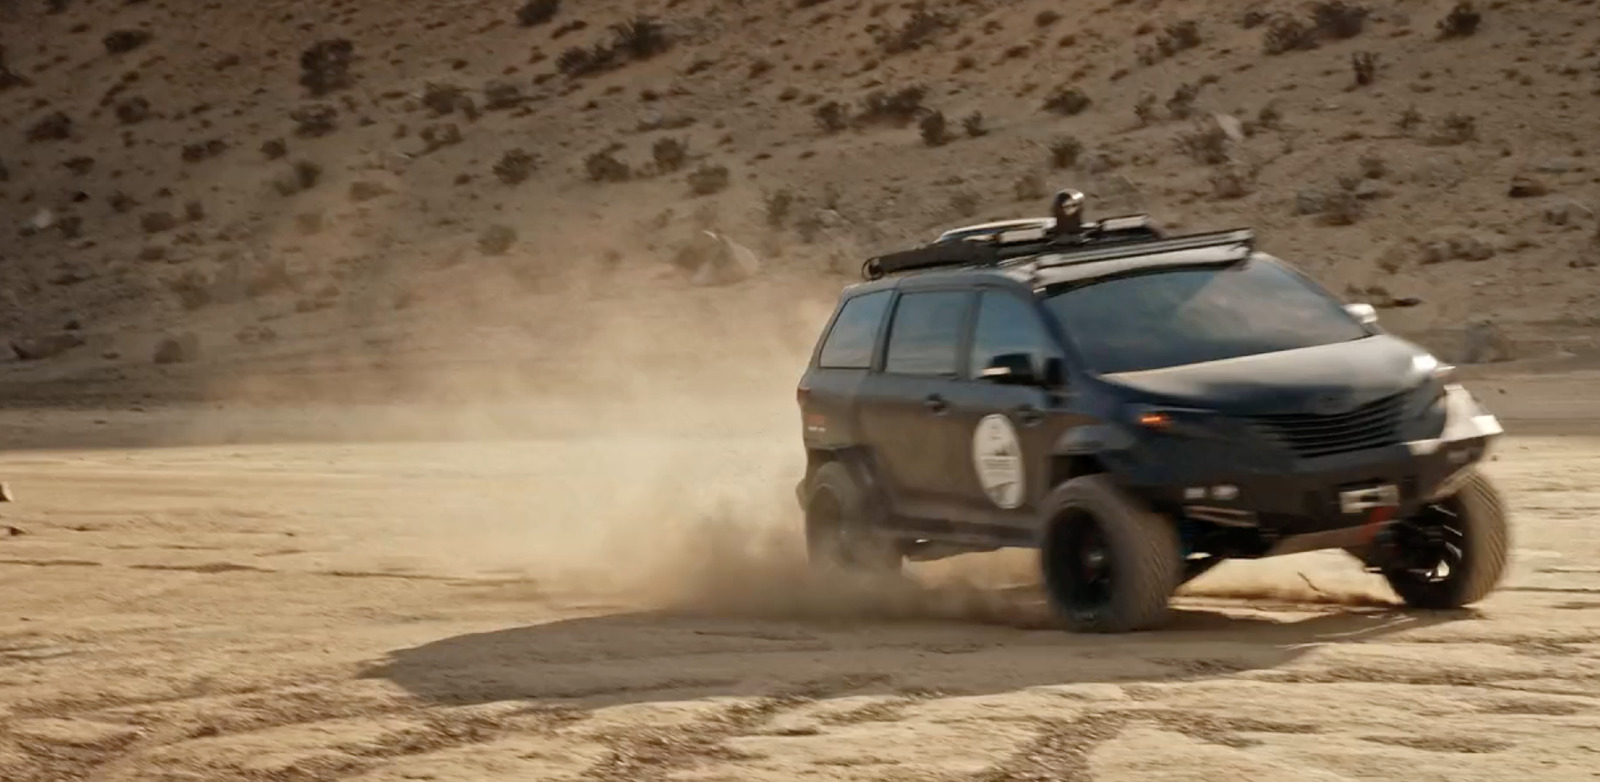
979;353;1042;386
1345;302;1379;326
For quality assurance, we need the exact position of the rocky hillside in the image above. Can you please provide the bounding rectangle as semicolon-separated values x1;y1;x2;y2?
1;0;1597;403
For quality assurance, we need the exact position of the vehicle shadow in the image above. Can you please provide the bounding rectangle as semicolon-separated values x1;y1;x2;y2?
364;593;1477;709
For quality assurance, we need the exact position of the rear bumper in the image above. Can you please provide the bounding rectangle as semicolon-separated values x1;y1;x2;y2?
1121;387;1503;546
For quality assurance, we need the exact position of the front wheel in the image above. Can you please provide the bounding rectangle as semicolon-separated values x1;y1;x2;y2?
1039;475;1182;633
1382;470;1511;609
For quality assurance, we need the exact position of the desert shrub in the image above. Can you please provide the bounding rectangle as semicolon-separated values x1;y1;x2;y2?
612;16;670;59
687;163;730;196
1429;112;1477;145
300;39;354;96
1166;83;1200;120
586;146;631;182
1050;137;1083;169
962;111;987;137
1178;122;1231;165
814;101;850;132
919;110;950;146
1042;86;1090;116
860;86;926;126
1157;20;1201;56
557;45;617;77
1263;16;1318;54
494;149;537;184
764;189;794;227
517;0;560;26
1352;51;1379;86
877;5;952;55
103;29;152;55
652;137;688;172
1438;2;1481;38
1312;2;1369;40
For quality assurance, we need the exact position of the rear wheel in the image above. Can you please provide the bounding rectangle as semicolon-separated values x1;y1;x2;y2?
1040;475;1182;633
805;462;902;575
1382;470;1510;609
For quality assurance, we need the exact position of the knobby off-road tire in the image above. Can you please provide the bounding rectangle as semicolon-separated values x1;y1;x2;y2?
805;462;903;575
1384;470;1511;609
1040;475;1183;633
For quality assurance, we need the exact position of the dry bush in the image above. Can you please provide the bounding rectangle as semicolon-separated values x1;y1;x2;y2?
494;149;537;184
1263;16;1318;54
1135;93;1158;126
764;189;794;227
26;112;72;142
1157;20;1202;56
1319;190;1362;225
300;39;354;96
1438;2;1482;38
557;45;616;77
814;100;850;132
586;146;631;182
860;86;926;127
517;0;560;26
877;4;952;55
963;111;987;137
612;16;671;59
115;97;151;125
1351;51;1378;86
1178;122;1231;165
1050;137;1083;169
1312;2;1369;40
290;104;337;137
919;110;950;146
1428;112;1477;145
1042;86;1091;116
1396;106;1424;133
687;163;731;196
950;188;981;217
653;137;689;172
478;225;517;256
103;29;152;55
1167;83;1199;120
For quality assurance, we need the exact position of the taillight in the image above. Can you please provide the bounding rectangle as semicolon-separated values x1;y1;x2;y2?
796;386;811;405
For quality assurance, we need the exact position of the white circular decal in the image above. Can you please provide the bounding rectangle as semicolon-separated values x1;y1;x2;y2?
972;414;1025;509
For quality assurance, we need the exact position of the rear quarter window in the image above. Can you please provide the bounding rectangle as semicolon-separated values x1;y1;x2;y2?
817;290;892;369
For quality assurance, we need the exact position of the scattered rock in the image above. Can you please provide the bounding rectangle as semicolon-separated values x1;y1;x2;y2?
1508;175;1550;198
1543;199;1592;226
10;333;85;361
152;333;200;365
1462;320;1513;364
1535;157;1578;174
1353;179;1387;200
1295;190;1327;215
478;224;517;255
0;482;12;503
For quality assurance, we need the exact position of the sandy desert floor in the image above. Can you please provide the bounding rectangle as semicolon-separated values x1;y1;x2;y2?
3;371;1600;782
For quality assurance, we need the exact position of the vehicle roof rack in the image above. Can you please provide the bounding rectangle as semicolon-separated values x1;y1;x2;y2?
860;188;1243;280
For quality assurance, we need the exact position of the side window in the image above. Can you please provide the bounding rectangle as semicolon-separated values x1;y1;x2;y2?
969;290;1054;378
884;291;970;377
817;290;892;369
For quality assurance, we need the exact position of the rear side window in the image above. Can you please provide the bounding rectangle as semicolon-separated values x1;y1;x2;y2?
884;290;971;377
817;290;892;369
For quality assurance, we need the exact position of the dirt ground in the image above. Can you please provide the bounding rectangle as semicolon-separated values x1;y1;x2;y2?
3;370;1599;782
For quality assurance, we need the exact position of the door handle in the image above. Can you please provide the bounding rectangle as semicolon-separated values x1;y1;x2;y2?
924;394;949;415
1015;404;1044;427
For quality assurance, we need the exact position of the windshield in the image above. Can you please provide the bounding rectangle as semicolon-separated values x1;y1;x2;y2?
1041;258;1370;374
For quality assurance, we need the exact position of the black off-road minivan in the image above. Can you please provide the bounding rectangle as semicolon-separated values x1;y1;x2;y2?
794;190;1510;632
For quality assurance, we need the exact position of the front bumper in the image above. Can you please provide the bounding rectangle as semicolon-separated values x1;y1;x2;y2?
1117;386;1502;546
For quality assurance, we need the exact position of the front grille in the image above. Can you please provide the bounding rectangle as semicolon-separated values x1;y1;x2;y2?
1250;393;1406;459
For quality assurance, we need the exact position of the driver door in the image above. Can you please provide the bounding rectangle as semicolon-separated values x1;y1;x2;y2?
941;288;1077;529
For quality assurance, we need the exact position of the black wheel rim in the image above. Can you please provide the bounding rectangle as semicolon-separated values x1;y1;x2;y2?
1056;511;1114;611
1392;499;1467;584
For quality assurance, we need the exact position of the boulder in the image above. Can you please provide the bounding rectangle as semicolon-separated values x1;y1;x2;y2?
10;333;85;361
